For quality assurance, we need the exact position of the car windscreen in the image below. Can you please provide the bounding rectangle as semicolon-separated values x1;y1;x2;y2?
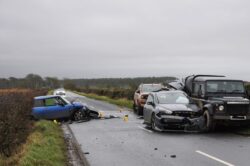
142;84;162;92
157;92;190;104
60;97;71;104
206;81;245;93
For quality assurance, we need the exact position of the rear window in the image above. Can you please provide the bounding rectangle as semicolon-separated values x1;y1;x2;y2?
34;99;44;107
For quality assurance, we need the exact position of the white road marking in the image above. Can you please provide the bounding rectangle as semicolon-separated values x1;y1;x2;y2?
196;150;235;166
138;126;153;133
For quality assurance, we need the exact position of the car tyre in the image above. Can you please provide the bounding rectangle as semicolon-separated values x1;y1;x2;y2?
202;110;215;132
151;113;157;131
133;102;143;116
137;106;143;116
73;110;85;121
133;102;137;113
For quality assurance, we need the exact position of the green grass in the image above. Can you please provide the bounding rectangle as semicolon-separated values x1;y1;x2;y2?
74;91;133;109
18;120;67;166
0;120;67;166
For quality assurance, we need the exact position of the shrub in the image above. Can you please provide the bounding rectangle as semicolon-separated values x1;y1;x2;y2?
0;89;47;157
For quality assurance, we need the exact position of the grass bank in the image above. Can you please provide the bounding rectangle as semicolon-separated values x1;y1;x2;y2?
74;91;133;109
19;120;67;166
0;120;67;166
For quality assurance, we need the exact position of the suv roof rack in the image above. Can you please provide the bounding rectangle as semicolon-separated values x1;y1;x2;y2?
185;75;225;83
193;75;225;79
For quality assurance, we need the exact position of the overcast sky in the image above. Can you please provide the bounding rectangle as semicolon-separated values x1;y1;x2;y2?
0;0;249;80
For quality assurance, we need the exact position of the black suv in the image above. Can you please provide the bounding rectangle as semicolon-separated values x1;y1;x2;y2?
182;75;250;131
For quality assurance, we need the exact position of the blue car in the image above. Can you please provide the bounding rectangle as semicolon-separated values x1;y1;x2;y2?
32;95;89;121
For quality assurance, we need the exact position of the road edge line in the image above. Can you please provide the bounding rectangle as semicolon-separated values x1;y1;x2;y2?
196;150;235;166
66;123;90;166
138;126;153;133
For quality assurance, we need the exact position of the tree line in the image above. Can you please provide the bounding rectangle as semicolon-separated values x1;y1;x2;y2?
0;74;178;90
1;74;249;91
0;74;60;89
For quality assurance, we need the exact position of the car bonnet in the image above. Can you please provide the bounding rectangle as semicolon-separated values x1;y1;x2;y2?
158;104;199;112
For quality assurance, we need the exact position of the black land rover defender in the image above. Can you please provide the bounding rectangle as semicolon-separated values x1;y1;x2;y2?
183;75;250;131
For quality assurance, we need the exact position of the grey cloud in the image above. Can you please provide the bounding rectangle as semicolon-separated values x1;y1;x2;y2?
0;0;250;80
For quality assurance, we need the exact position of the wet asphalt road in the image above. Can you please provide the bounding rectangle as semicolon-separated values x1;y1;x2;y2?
67;91;250;166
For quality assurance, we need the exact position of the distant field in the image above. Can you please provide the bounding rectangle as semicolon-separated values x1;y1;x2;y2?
74;91;133;109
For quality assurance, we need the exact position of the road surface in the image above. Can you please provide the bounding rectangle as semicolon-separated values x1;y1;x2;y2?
67;91;250;166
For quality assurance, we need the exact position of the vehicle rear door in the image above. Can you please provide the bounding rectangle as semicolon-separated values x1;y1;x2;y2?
32;99;46;119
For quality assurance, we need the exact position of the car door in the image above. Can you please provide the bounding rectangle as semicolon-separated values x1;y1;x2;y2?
43;97;71;119
143;94;154;123
32;99;46;119
56;96;73;117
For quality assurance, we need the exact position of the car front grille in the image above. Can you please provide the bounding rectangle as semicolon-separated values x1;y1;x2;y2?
172;111;196;118
226;103;249;115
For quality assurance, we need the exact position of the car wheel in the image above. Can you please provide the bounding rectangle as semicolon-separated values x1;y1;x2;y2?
137;106;143;116
73;110;85;121
151;113;156;131
133;102;137;113
202;110;215;132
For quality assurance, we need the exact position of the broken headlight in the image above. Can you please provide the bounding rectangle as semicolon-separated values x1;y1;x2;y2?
157;108;172;117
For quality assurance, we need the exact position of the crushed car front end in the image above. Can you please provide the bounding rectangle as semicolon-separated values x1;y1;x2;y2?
154;110;204;131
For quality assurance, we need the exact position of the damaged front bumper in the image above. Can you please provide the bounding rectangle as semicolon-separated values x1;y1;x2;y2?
154;115;204;132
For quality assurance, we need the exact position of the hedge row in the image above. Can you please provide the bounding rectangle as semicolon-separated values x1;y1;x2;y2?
77;84;250;101
0;89;47;157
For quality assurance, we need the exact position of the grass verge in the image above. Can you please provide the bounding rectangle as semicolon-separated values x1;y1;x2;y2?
74;91;133;109
0;120;67;166
19;120;67;166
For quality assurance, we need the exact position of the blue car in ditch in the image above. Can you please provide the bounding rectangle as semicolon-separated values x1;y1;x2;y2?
32;95;90;121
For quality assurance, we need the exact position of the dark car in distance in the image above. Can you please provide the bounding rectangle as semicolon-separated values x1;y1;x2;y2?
143;90;202;131
32;95;89;121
